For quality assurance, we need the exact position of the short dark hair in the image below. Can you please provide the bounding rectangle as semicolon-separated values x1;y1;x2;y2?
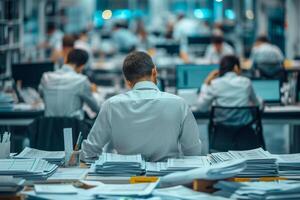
123;51;155;82
62;35;75;48
219;55;240;76
212;35;224;44
256;35;269;43
66;49;89;67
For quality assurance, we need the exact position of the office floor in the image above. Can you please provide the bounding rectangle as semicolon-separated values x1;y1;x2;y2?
198;124;290;155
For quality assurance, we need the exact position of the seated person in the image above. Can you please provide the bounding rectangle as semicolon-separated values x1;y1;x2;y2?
41;49;99;120
112;21;138;53
250;35;284;77
51;34;75;68
81;51;202;162
205;35;234;63
197;55;261;112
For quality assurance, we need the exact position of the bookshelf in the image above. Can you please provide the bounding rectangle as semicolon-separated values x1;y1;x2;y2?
0;0;23;78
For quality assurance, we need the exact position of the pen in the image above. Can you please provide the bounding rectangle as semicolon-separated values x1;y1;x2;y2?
74;132;82;151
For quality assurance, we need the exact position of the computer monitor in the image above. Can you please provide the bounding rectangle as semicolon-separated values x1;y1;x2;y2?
155;43;180;56
251;80;281;103
11;62;54;89
187;35;212;45
176;64;219;89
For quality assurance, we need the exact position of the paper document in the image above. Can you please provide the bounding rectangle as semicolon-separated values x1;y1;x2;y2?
16;147;65;160
160;159;246;186
153;185;228;200
34;184;77;194
92;182;159;196
48;168;89;181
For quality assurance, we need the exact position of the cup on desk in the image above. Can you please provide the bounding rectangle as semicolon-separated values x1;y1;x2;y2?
0;141;10;159
65;151;80;167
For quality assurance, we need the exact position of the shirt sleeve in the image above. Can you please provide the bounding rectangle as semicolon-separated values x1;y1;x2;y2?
179;107;202;156
79;79;100;113
196;84;216;112
81;101;111;161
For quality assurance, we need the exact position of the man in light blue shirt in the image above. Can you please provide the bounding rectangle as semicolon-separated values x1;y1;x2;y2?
41;49;99;120
82;51;202;162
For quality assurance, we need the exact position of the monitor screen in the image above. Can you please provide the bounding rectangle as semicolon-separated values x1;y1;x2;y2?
187;36;212;45
11;62;54;89
155;43;180;55
251;80;281;102
176;64;219;89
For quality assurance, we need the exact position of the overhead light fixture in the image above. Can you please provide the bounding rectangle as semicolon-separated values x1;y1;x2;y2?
102;9;112;20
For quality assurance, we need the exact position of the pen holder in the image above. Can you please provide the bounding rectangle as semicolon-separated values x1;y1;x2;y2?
0;142;10;159
64;151;80;167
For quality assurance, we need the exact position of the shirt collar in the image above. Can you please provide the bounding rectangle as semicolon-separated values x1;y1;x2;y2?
132;81;159;91
223;72;238;78
61;64;77;74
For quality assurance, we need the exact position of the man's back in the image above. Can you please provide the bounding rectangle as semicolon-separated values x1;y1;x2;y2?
82;81;202;162
41;65;98;119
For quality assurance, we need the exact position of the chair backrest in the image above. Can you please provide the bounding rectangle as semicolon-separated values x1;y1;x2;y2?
254;62;285;80
27;117;91;151
208;106;265;152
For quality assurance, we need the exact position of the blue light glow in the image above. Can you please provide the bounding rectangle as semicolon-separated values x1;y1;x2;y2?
225;9;235;20
194;9;212;19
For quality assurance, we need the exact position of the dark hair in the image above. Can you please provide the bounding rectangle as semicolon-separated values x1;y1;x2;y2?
47;23;56;32
123;51;155;82
256;35;269;43
66;49;89;67
212;35;224;44
62;35;75;48
219;55;240;76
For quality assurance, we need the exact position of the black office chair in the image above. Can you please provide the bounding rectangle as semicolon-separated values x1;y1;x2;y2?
208;106;265;152
253;62;286;81
27;117;91;151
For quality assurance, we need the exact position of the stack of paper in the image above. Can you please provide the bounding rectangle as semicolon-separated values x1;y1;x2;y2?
211;148;277;177
214;180;300;200
0;92;14;111
0;159;58;180
15;147;65;165
0;176;24;194
275;153;300;177
160;159;246;186
92;153;146;176
146;156;211;176
154;185;229;200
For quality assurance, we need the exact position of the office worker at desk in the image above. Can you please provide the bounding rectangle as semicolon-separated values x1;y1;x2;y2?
197;55;261;111
205;35;234;64
41;49;99;120
82;51;202;162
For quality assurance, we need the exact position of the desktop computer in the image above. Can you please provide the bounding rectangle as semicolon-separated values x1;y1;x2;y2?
176;64;219;89
11;62;54;89
251;80;281;104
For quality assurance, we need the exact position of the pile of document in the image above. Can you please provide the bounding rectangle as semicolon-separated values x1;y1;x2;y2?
0;159;58;180
0;92;14;111
15;147;65;166
210;148;277;177
91;153;146;176
146;156;211;176
275;153;300;177
0;176;24;194
214;180;300;200
160;159;246;186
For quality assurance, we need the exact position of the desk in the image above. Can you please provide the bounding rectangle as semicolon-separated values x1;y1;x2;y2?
0;110;44;126
193;106;300;153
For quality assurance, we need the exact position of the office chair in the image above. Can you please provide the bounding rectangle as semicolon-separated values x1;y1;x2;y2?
253;62;286;81
208;106;265;152
27;117;91;151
